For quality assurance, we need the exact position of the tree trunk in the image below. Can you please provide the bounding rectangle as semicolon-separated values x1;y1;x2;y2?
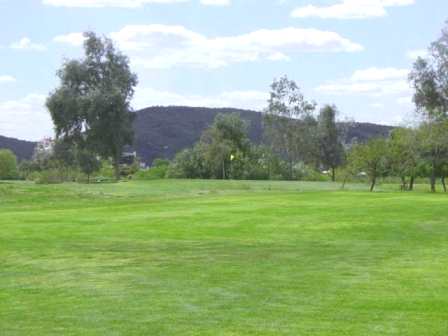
222;160;226;180
409;176;415;191
87;174;90;184
370;176;376;192
113;157;120;181
442;176;447;193
289;160;294;181
331;167;336;182
430;170;436;193
341;175;348;190
400;176;407;191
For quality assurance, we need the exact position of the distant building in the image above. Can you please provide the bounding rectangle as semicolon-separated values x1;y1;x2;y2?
120;151;137;166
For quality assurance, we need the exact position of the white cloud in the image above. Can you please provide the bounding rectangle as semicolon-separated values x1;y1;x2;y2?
43;0;188;7
134;87;269;110
42;0;227;7
53;32;86;47
106;24;363;69
407;49;428;60
0;94;53;141
291;0;415;20
200;0;230;5
10;37;46;51
316;67;411;96
370;102;384;109
350;67;409;81
0;75;16;83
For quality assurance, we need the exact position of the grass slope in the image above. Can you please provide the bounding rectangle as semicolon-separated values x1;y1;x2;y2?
1;180;448;335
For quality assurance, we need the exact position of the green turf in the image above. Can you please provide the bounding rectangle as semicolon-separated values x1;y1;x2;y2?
1;180;448;335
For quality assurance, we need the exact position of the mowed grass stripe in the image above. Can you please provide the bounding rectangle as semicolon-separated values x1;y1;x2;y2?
1;180;448;335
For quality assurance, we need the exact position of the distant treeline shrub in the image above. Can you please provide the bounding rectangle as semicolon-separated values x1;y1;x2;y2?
0;149;18;180
135;159;169;180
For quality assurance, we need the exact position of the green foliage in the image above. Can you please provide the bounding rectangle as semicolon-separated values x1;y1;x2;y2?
388;128;420;190
134;166;167;180
167;147;208;179
34;169;65;184
46;31;137;180
77;149;101;183
264;76;318;178
347;138;389;191
200;113;251;179
317;105;345;181
417;120;448;192
409;23;448;121
134;158;169;180
0;149;18;180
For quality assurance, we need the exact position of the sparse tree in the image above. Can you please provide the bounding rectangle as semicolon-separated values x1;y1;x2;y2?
317;105;344;181
409;22;448;192
388;128;420;191
409;22;448;121
46;32;137;180
32;138;54;170
77;149;101;183
417;121;448;192
264;76;317;179
200;113;250;179
347;138;389;192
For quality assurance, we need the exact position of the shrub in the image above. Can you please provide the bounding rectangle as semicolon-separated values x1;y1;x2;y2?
0;149;18;180
134;166;167;180
134;159;169;180
35;169;64;184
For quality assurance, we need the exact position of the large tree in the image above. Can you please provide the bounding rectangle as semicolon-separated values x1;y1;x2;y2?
264;76;317;179
46;32;137;180
417;121;448;192
409;22;448;121
409;22;448;192
317;105;344;181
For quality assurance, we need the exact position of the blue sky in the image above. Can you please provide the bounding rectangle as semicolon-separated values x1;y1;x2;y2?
0;0;446;140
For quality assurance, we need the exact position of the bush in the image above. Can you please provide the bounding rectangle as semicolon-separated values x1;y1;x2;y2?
294;162;330;182
35;169;64;184
134;159;169;180
134;166;167;180
0;149;18;180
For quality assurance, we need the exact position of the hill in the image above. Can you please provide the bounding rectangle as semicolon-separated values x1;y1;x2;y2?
0;135;36;161
133;106;393;165
0;106;394;164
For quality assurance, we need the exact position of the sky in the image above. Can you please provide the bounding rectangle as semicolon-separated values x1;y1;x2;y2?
0;0;446;141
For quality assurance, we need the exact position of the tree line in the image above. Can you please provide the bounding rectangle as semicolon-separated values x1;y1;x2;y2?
2;22;448;192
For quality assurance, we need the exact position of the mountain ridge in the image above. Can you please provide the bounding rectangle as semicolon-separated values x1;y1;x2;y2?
1;106;394;164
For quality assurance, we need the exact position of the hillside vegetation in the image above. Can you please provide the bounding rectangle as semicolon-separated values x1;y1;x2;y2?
0;107;393;165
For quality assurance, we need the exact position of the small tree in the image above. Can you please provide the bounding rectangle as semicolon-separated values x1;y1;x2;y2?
0;149;18;180
264;76;317;179
388;128;420;191
77;149;101;183
200;113;251;179
317;105;344;181
417;121;448;192
347;138;389;192
32;138;54;170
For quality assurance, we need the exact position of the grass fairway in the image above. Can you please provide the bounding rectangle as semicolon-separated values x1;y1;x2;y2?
1;180;448;335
